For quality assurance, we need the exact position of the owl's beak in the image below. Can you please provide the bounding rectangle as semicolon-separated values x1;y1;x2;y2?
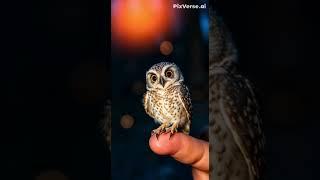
159;77;166;87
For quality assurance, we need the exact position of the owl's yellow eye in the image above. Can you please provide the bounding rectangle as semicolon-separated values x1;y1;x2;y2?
165;70;174;78
150;74;157;83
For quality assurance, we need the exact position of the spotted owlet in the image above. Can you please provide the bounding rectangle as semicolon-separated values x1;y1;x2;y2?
143;62;192;138
209;9;265;180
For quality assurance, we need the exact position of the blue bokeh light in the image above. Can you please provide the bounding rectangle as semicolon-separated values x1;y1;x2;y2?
199;11;209;41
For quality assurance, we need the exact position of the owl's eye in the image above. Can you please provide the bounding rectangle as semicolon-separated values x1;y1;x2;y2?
165;70;174;78
150;74;157;83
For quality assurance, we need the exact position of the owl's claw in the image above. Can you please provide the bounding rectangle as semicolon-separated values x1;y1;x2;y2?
156;133;160;140
169;129;178;140
165;123;178;140
152;121;175;140
152;127;165;140
152;122;171;138
151;130;160;140
169;132;175;139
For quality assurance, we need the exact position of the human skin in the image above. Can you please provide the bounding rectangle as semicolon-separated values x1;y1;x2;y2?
149;133;209;180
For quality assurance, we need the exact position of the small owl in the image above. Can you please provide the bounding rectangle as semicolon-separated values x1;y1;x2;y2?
143;62;192;138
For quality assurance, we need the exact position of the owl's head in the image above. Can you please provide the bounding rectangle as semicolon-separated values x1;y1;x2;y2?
146;62;184;90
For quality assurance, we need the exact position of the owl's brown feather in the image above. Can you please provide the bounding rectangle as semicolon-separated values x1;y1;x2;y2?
177;85;192;120
143;91;152;118
211;71;265;180
209;6;265;180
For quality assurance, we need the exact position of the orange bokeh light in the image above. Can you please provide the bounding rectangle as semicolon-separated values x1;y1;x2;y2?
112;0;174;51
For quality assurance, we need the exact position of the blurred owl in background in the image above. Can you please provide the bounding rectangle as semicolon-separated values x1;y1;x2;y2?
143;62;192;137
209;7;265;180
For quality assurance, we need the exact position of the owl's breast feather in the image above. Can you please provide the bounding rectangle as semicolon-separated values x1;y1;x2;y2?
156;89;166;97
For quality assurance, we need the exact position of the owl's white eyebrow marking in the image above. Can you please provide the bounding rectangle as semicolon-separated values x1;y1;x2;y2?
146;70;158;76
161;65;176;75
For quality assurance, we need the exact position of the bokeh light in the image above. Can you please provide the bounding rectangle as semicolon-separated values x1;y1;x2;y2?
112;0;176;52
120;114;135;129
199;11;209;41
160;41;173;55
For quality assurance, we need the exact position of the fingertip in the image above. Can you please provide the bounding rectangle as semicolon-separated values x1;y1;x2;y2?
149;133;182;155
149;132;209;172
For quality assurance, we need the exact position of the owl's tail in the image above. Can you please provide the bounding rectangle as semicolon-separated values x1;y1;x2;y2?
209;6;238;70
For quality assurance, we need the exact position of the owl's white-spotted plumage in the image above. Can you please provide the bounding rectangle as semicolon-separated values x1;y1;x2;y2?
143;62;192;136
209;8;265;180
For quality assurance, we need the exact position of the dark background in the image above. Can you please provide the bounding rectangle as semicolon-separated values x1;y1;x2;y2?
2;0;319;179
2;0;111;179
216;0;320;179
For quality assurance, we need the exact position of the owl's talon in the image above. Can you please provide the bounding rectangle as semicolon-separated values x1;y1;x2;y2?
164;124;178;140
152;122;170;138
151;131;160;140
169;130;177;140
169;132;175;139
170;123;179;134
152;126;166;139
152;129;159;135
164;127;171;133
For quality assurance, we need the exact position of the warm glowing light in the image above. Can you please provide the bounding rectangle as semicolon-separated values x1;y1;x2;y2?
160;41;173;55
120;114;135;129
112;0;175;51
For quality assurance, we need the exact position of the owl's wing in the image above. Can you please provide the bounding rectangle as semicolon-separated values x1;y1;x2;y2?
177;85;192;120
143;91;153;118
219;74;265;179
